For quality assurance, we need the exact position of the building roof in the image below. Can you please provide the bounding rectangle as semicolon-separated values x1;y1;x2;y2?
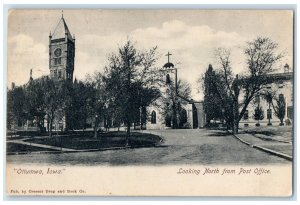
51;16;73;41
235;71;293;86
163;62;174;68
177;93;202;104
266;72;293;81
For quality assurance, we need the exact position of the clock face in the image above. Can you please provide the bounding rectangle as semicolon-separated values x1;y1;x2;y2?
54;48;62;57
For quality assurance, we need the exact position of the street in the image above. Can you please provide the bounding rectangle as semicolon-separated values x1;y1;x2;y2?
6;129;291;166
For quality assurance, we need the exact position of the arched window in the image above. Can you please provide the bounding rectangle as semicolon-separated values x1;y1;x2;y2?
166;74;171;84
151;111;156;124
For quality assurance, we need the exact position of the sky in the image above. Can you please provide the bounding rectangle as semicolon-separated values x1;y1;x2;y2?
7;10;293;100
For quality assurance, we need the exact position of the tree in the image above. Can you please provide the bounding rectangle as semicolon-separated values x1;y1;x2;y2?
26;77;50;132
42;78;68;136
103;40;160;146
251;94;265;126
8;77;70;135
261;89;286;126
70;79;96;131
201;64;224;125
261;90;276;126
7;86;27;129
273;94;286;126
70;80;87;130
176;80;192;128
253;106;265;126
204;37;283;133
161;79;192;129
85;72;108;139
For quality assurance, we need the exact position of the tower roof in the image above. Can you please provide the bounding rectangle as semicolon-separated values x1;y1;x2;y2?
163;62;174;68
51;16;73;41
163;51;174;68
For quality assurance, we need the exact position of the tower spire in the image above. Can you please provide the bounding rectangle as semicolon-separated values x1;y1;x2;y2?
62;10;64;18
29;69;33;81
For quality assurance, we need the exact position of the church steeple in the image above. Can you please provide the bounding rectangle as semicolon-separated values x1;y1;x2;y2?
51;12;74;42
29;69;33;81
49;13;75;83
163;51;174;68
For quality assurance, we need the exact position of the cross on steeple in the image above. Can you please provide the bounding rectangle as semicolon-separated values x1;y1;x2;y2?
165;51;172;63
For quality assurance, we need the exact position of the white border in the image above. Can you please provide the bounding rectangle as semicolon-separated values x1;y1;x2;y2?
1;1;299;205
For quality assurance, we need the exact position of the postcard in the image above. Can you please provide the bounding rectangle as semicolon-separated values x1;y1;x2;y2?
6;9;293;196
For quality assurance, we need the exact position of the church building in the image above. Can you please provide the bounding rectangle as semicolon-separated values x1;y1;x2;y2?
145;52;205;130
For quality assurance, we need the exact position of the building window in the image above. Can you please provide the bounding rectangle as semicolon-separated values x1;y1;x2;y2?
287;106;293;120
151;111;156;124
166;74;171;84
54;70;57;78
279;94;284;101
54;58;61;65
243;110;249;120
278;81;284;89
58;70;62;78
267;109;272;119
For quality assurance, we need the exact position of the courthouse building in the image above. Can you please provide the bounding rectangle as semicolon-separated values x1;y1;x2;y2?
239;64;293;126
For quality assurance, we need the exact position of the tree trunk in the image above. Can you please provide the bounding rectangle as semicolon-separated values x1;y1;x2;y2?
94;117;98;139
49;119;53;137
94;125;98;138
268;103;272;126
126;122;130;147
47;121;49;133
279;119;284;126
233;120;239;134
172;105;177;129
232;99;239;134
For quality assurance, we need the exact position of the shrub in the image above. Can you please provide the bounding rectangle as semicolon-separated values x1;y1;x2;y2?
285;118;291;126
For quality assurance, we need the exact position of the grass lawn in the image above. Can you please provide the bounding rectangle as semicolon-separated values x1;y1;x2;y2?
241;125;293;142
7;142;55;153
242;125;292;136
25;131;163;150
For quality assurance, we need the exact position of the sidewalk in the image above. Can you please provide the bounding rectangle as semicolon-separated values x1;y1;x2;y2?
8;140;76;152
235;133;293;157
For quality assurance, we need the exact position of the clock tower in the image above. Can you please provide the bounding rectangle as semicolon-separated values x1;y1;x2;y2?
49;14;75;83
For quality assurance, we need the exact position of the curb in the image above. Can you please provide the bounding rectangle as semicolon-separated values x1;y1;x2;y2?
232;134;293;161
6;144;165;156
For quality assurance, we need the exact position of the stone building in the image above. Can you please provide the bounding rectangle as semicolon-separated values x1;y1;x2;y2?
48;14;76;131
49;14;75;82
240;64;293;127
